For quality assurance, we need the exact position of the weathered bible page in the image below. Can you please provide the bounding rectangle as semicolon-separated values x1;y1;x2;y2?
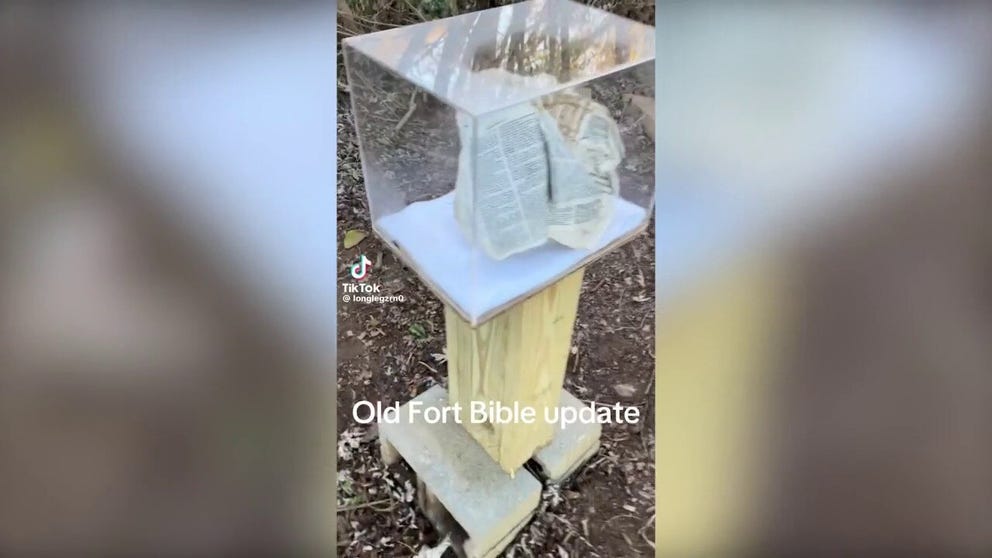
454;70;626;258
454;103;549;260
540;92;625;249
454;71;557;260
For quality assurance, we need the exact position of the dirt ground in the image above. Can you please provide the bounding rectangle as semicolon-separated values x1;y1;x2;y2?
335;203;655;555
336;94;656;554
337;221;655;557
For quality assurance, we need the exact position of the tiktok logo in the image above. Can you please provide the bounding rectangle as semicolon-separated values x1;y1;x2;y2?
350;254;372;281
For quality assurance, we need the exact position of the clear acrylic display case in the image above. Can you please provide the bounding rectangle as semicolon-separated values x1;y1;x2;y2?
344;0;655;325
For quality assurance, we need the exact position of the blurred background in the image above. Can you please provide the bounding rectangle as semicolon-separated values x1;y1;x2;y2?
1;2;335;555
655;2;992;556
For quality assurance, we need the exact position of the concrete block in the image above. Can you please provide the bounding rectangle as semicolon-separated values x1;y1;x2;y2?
532;390;602;483
379;385;541;558
379;434;401;466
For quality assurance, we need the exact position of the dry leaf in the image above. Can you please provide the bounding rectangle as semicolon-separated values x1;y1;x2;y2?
624;94;655;140
344;229;367;249
613;383;637;398
416;536;451;558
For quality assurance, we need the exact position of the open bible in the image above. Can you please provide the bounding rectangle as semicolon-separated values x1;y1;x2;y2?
454;70;625;260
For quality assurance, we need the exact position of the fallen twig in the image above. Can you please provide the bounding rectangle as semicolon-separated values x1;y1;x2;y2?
337;497;395;512
395;91;418;132
639;512;656;550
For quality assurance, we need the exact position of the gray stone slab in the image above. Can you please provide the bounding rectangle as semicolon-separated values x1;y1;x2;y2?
532;390;603;483
379;385;541;558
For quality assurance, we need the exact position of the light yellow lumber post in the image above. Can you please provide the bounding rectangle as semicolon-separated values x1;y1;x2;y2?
445;268;585;474
655;255;790;556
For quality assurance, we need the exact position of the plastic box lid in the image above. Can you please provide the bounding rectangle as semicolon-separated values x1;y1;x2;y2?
343;0;655;116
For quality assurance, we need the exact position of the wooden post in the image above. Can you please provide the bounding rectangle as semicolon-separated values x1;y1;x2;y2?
445;269;585;474
655;256;788;555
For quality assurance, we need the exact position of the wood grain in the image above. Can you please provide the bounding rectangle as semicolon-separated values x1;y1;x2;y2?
446;268;585;474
